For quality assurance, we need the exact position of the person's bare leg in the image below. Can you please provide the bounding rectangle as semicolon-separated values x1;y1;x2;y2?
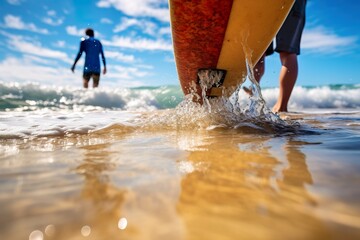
92;75;99;88
83;78;89;88
273;52;298;113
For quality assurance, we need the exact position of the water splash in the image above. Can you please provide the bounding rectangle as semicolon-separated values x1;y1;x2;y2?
139;78;294;134
171;57;288;131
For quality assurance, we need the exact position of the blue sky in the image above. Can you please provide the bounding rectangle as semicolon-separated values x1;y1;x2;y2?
0;0;359;88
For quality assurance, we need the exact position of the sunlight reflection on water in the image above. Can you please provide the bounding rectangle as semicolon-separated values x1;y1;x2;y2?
118;217;128;230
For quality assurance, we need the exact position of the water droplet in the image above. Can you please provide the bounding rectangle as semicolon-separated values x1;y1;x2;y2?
81;225;91;237
118;217;127;230
45;224;55;237
29;230;43;240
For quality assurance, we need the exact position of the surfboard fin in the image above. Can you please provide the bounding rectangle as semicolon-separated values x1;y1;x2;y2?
197;68;227;97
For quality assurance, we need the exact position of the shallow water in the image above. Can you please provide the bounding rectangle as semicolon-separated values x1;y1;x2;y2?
0;108;360;240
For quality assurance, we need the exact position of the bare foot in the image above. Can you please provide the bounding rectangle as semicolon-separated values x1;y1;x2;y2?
272;105;288;113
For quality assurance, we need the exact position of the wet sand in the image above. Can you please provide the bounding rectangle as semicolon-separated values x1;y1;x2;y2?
0;110;360;239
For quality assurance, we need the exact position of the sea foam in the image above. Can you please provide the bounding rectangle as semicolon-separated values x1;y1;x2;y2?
1;82;359;112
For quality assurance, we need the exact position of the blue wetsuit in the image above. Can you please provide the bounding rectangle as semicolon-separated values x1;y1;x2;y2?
73;37;106;75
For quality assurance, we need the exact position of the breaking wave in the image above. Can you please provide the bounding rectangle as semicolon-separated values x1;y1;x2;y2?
0;82;359;112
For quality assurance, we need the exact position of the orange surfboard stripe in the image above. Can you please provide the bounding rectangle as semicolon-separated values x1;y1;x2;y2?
170;0;233;95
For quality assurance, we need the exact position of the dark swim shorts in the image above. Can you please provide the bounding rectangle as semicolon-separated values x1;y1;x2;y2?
83;72;100;83
265;0;307;55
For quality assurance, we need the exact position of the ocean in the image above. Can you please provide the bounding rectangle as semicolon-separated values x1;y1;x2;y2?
1;81;360;239
1;82;359;112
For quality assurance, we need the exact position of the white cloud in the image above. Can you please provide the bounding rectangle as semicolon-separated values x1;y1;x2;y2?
54;40;66;48
6;0;23;5
3;33;71;63
2;15;49;34
302;26;357;54
103;36;172;51
96;0;169;22
114;17;158;36
101;18;113;24
23;54;60;66
106;51;135;62
109;65;150;80
43;10;64;26
0;56;76;86
47;10;56;16
135;64;154;70
114;17;141;32
159;27;171;35
66;26;85;36
0;56;147;88
43;17;64;26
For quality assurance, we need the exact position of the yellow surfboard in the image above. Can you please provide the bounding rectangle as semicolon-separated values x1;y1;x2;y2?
170;0;294;98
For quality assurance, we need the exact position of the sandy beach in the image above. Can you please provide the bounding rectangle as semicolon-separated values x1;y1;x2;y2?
1;103;359;239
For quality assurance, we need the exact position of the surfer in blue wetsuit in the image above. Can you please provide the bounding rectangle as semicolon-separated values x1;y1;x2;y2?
71;28;107;88
245;0;307;113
